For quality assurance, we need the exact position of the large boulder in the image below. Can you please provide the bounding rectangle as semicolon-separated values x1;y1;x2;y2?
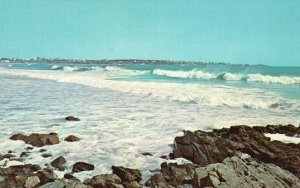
111;166;142;183
72;162;94;173
85;174;122;187
172;125;300;177
64;135;80;142
10;133;59;147
51;156;67;171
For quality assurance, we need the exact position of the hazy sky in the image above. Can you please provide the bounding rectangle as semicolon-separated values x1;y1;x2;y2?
0;0;299;66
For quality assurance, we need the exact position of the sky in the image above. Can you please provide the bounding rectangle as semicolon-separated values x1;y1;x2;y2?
0;0;299;66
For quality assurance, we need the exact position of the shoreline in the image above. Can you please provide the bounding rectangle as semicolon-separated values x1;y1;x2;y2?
1;118;299;187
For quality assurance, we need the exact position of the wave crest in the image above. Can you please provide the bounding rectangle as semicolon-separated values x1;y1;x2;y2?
152;69;300;84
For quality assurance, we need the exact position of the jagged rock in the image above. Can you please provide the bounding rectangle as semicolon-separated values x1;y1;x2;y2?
39;178;92;188
86;174;122;187
192;154;300;188
145;173;172;188
72;162;94;173
172;125;300;177
147;154;300;188
24;176;40;188
123;181;142;188
35;168;57;185
0;164;41;187
112;166;142;183
51;156;66;171
253;124;300;137
64;135;80;142
64;173;80;181
10;133;59;147
65;116;80;121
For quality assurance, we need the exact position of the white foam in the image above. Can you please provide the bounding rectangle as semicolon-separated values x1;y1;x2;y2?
265;133;300;144
152;69;300;84
153;69;216;79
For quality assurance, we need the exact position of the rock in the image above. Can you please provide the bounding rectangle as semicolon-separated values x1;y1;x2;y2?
147;154;300;188
253;124;300;137
20;152;29;158
35;168;56;185
64;173;79;181
72;162;94;173
86;174;122;187
3;153;16;159
141;152;153;156
160;155;168;159
51;156;66;171
24;176;40;188
112;166;142;183
192;154;300;188
42;153;52;158
0;164;41;187
123;181;142;188
39;179;92;188
26;146;34;150
10;133;59;147
65;116;80;121
64;135;80;142
0;154;3;161
172;125;300;177
145;173;172;188
40;149;47;153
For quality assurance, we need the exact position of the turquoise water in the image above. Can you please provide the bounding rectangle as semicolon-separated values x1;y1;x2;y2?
0;62;299;181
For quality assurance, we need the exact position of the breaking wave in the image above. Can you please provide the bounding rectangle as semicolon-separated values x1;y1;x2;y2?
152;69;300;84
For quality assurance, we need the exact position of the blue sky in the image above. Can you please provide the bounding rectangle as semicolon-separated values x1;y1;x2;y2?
0;0;299;66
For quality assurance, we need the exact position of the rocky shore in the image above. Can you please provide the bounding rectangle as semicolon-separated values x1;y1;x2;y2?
1;118;299;188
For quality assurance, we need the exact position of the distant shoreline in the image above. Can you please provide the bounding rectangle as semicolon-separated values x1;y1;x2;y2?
0;58;265;67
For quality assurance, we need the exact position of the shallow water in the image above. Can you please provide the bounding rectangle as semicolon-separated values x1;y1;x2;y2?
0;62;299;181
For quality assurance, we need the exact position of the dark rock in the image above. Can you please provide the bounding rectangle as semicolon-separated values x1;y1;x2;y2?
145;173;171;188
64;173;80;181
112;166;142;183
160;155;168;159
51;156;66;171
0;164;41;187
0;154;4;161
35;168;56;185
26;147;34;150
10;133;59;147
65;116;80;121
253;124;300;137
42;153;52;158
172;125;300;177
141;152;152;156
20;152;29;158
3;153;16;159
72;162;94;173
85;174;122;187
64;135;80;142
192;154;300;188
39;149;47;153
8;150;14;154
147;153;300;188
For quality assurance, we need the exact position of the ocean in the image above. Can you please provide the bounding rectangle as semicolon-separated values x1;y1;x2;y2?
0;62;300;181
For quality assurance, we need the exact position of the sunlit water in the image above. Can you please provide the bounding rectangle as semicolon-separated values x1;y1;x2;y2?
0;62;299;181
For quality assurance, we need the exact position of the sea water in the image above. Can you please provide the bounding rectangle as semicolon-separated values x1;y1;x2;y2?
0;62;300;181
